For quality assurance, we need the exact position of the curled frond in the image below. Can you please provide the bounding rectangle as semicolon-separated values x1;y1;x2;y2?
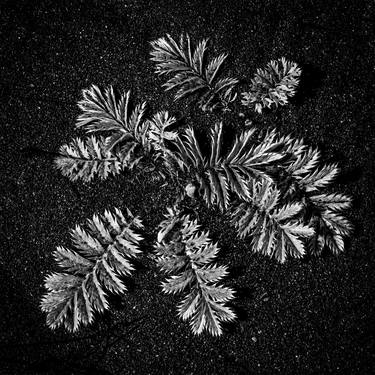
40;207;143;332
154;208;236;336
150;34;238;112
241;57;301;113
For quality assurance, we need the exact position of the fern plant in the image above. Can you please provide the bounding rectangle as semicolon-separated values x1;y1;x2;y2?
40;33;354;337
154;207;236;336
150;34;238;112
40;207;143;332
229;135;352;260
241;57;301;113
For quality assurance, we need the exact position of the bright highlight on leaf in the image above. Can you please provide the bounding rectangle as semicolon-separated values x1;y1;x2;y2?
55;86;183;182
150;34;238;112
43;32;354;339
154;207;236;336
40;207;143;332
172;122;287;211
231;180;314;263
241;57;301;113
55;135;139;182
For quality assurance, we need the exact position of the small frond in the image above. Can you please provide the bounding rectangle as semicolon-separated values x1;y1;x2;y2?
40;207;143;332
306;192;352;256
54;136;132;182
154;209;236;336
286;147;321;177
150;34;238;112
241;57;301;113
231;180;314;263
76;85;147;138
299;164;339;192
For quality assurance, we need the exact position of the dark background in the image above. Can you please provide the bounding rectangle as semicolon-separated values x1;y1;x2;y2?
1;0;374;374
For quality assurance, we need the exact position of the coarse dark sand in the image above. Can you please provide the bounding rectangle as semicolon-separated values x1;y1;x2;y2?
1;0;374;374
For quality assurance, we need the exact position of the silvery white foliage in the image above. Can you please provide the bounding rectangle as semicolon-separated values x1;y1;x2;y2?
276;137;352;255
40;207;143;332
76;85;148;152
55;135;140;182
154;207;236;336
172;122;287;211
307;192;352;255
146;110;178;165
231;180;314;263
241;57;301;113
150;34;238;111
56;88;183;182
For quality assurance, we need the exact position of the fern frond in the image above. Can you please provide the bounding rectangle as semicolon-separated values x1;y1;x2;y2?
154;208;236;336
299;163;339;192
54;136;140;182
309;193;352;211
75;85;148;155
285;146;321;177
241;57;301;113
77;86;146;134
231;180;314;262
150;34;238;112
40;207;143;332
145;111;179;170
173;123;287;210
306;191;352;256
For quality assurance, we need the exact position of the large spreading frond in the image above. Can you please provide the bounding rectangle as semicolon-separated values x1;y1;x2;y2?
154;207;236;336
173;122;287;210
54;136;141;182
274;135;353;256
150;34;238;111
231;180;314;263
40;207;143;332
241;57;301;113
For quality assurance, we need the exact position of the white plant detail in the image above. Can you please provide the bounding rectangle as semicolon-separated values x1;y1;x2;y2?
154;207;236;336
231;180;314;263
39;33;355;338
241;57;301;113
40;207;143;332
150;33;238;111
55;135;139;182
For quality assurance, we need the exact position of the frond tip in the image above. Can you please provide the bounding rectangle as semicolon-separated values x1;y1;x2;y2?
307;192;352;256
231;180;314;263
40;207;143;332
154;207;236;336
55;136;137;182
241;57;301;113
150;34;238;112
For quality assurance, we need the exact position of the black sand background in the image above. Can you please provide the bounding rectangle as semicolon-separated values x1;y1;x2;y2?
1;0;374;374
